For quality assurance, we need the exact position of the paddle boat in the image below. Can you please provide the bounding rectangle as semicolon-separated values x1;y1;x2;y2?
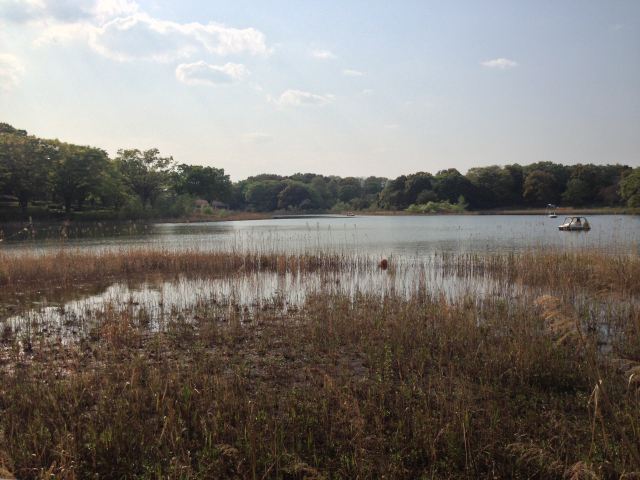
558;216;591;231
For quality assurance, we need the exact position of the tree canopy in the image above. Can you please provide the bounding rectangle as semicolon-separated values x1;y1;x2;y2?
0;121;637;221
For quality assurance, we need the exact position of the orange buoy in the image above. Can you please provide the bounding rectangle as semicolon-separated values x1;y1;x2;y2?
379;258;388;270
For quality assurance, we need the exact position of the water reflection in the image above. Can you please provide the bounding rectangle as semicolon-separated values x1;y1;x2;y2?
2;215;639;255
4;265;515;342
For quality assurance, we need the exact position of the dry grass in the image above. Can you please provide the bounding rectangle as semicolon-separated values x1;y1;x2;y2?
437;249;640;296
0;248;639;478
0;249;370;293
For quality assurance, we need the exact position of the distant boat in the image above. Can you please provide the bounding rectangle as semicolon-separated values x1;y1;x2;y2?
558;216;591;231
546;203;557;218
346;212;355;217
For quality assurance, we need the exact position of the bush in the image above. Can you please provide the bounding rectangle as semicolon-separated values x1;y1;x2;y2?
406;199;466;214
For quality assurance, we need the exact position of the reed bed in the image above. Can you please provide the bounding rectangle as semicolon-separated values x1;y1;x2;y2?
0;249;372;293
436;248;640;296
1;289;638;478
0;248;639;478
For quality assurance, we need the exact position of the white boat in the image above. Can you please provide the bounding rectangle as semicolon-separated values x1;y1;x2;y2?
546;203;557;218
558;216;591;231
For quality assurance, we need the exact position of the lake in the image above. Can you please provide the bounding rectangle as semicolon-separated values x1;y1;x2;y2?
2;214;639;256
3;214;638;344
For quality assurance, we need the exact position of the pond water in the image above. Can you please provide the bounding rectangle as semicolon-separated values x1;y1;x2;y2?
2;215;638;344
2;214;639;256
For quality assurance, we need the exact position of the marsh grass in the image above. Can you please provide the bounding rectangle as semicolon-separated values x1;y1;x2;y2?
0;249;372;293
436;249;640;296
0;248;639;478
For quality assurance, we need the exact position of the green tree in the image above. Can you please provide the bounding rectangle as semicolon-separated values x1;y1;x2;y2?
416;190;438;204
363;176;387;195
561;178;591;206
433;169;477;206
523;170;556;205
175;164;231;203
466;166;514;208
620;168;640;208
52;142;110;213
277;181;320;210
378;175;407;209
337;177;363;203
115;149;174;208
309;176;335;209
96;163;131;210
244;180;286;211
228;182;248;210
0;123;27;136
0;133;53;214
523;162;568;203
504;164;525;203
404;172;434;205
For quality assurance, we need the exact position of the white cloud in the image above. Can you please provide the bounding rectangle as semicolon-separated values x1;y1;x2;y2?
87;14;196;62
93;0;139;21
2;1;271;64
47;13;270;63
269;89;335;107
343;68;363;77
311;49;336;60
0;53;24;91
480;58;518;69
176;61;249;86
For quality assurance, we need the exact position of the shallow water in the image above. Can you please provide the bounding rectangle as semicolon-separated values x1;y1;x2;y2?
2;215;638;345
5;265;515;342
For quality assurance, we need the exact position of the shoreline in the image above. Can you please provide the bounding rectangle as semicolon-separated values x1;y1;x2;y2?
0;206;637;229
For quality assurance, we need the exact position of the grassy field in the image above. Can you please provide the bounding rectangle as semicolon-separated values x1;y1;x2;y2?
0;248;639;479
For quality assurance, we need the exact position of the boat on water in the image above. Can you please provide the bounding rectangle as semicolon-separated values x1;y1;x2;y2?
546;203;557;218
558;216;591;231
346;212;355;217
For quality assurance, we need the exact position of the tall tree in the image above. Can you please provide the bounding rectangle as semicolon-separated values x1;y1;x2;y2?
379;175;408;209
0;133;53;214
523;162;568;203
404;172;434;205
433;169;476;206
277;181;320;210
244;180;286;211
52;142;110;213
115;149;174;208
175;164;231;203
523;170;556;205
620;168;640;208
363;176;388;195
337;177;363;202
466;166;514;208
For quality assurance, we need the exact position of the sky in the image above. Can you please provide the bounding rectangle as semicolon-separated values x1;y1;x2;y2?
0;0;638;180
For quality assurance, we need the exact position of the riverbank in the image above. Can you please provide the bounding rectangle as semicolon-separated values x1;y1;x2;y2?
1;206;637;232
363;206;640;216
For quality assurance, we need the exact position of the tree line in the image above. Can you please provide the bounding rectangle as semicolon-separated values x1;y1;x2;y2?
1;122;639;221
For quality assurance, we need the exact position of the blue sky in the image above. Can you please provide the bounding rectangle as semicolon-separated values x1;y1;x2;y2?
0;0;638;179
